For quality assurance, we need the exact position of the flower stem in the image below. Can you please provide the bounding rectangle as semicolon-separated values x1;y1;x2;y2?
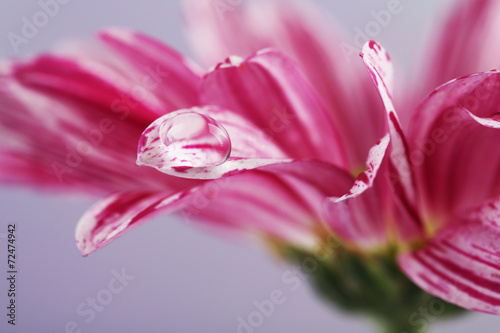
378;319;424;333
274;240;467;333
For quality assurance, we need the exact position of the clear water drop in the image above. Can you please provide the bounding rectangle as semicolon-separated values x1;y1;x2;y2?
159;111;231;168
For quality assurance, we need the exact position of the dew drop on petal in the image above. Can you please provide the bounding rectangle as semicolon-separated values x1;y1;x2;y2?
159;111;231;167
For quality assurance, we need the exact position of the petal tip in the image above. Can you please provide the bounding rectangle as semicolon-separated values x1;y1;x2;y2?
76;240;92;257
97;26;131;39
76;237;102;257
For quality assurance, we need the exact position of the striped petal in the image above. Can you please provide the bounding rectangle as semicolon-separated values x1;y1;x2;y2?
408;71;500;228
76;160;354;256
136;105;291;179
422;0;500;92
185;0;386;170
324;41;424;250
325;134;423;249
98;28;203;112
200;50;347;167
76;190;190;256
330;134;389;203
360;41;416;205
399;221;500;314
14;28;203;119
0;37;202;193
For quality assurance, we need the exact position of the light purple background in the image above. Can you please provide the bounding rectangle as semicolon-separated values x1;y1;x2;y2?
0;0;498;332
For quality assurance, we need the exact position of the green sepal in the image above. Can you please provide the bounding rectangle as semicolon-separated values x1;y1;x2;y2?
278;241;467;333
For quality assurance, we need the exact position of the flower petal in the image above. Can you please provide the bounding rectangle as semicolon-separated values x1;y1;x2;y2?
325;134;423;249
14;29;203;119
76;160;354;256
325;178;390;250
326;41;425;250
408;71;500;225
185;0;386;170
325;137;390;249
76;190;189;256
12;53;162;122
423;0;500;92
187;161;354;244
98;28;203;111
330;134;389;203
136;105;292;179
200;50;347;168
0;52;199;193
360;41;416;205
399;221;500;314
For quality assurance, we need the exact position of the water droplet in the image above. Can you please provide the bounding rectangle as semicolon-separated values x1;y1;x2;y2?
159;111;231;167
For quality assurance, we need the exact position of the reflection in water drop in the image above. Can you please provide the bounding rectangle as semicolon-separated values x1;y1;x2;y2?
159;111;231;167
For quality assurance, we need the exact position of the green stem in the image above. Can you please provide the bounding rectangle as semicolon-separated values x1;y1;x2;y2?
377;318;424;333
276;241;467;333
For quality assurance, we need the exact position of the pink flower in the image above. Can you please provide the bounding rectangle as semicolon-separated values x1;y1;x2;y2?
2;0;500;316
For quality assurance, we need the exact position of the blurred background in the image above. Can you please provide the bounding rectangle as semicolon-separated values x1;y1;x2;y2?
1;0;498;332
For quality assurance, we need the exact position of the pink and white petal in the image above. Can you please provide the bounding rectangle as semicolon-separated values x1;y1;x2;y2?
401;0;500;129
260;160;355;220
0;60;198;193
325;134;390;248
330;133;389;202
98;28;203;111
14;28;202;118
325;183;390;250
325;131;422;249
467;196;500;230
185;0;386;170
12;54;165;123
200;50;347;167
77;160;354;255
325;156;422;250
408;71;500;224
186;161;354;248
360;41;416;205
1;28;207;192
76;190;191;256
184;0;273;68
136;106;293;179
399;222;500;314
422;0;500;93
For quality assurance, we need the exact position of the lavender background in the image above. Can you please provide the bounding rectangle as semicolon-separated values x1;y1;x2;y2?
0;0;498;332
